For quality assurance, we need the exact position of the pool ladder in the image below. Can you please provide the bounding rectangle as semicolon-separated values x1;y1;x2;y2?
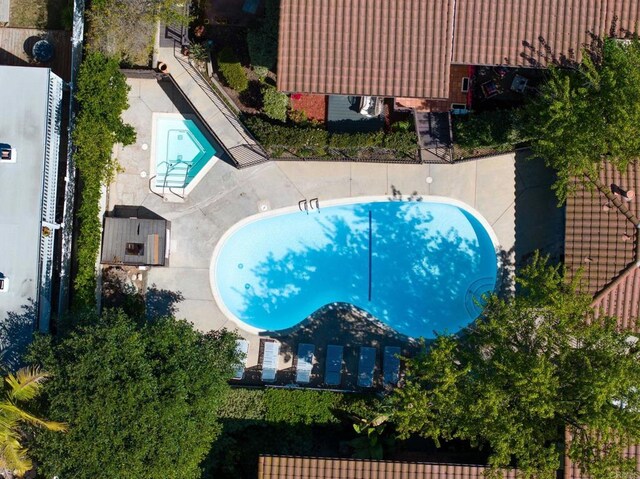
298;198;320;215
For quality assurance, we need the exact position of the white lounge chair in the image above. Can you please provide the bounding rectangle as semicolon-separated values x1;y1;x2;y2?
357;347;376;388
325;345;343;386
233;339;249;379
261;341;280;382
296;343;314;384
383;346;401;386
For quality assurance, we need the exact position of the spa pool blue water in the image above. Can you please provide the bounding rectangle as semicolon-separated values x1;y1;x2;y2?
212;199;498;338
154;116;217;188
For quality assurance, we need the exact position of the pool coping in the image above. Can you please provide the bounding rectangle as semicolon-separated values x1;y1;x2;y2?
149;112;221;197
209;195;503;336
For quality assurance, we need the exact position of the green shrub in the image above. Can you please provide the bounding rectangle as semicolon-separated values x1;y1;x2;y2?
244;115;418;157
253;65;269;79
247;0;280;71
264;389;341;425
453;109;525;151
72;51;136;310
261;85;289;122
217;46;248;92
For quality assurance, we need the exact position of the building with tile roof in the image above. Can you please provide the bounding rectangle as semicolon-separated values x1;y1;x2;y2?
278;0;640;106
258;456;520;479
564;163;640;330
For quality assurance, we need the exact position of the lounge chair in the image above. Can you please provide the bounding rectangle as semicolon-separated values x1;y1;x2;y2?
324;345;344;386
261;341;280;382
295;343;314;384
383;346;401;386
233;339;249;380
357;347;376;388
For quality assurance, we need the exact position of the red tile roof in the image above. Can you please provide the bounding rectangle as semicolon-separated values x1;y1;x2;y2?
258;456;521;479
277;1;639;99
565;162;640;329
452;0;640;67
277;0;455;99
564;434;640;479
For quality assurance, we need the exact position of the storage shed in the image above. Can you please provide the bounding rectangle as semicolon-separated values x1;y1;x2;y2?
101;217;168;266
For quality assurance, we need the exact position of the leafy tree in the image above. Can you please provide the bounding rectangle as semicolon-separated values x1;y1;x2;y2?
0;368;67;478
26;310;240;479
261;85;289;122
391;253;640;479
453;109;526;151
526;38;640;201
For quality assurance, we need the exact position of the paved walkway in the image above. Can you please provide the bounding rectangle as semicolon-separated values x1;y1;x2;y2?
157;34;267;168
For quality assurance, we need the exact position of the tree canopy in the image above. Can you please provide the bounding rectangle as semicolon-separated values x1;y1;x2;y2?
25;310;240;479
391;254;640;479
526;37;640;202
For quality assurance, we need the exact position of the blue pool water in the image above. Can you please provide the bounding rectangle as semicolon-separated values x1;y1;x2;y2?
212;199;498;338
154;117;217;188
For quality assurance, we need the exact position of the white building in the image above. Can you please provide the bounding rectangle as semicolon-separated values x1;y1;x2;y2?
0;65;64;335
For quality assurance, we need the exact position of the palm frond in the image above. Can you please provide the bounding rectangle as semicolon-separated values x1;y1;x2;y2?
0;403;67;432
0;434;32;477
5;367;49;403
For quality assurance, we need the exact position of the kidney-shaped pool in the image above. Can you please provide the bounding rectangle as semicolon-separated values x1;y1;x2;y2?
210;197;499;338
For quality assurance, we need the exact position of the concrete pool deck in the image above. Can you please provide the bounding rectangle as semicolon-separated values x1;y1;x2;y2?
108;76;518;387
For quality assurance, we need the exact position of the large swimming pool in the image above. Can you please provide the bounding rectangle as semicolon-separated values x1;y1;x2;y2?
152;115;218;192
211;198;499;338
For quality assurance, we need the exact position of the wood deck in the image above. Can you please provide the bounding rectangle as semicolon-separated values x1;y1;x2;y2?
0;27;71;80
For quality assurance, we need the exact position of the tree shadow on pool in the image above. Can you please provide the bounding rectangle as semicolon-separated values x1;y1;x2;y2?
233;202;498;342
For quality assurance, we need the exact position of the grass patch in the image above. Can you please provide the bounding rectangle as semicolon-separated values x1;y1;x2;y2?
9;0;72;30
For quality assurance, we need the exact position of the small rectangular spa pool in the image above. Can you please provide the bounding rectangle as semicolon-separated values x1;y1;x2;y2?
153;115;218;191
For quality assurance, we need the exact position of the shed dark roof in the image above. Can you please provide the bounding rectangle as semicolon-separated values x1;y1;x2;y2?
277;0;455;99
258;456;520;479
277;0;640;99
101;217;168;266
564;162;640;330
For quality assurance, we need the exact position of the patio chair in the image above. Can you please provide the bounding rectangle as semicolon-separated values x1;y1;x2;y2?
261;341;280;382
295;343;314;384
233;339;249;380
383;346;401;386
324;345;344;386
357;347;376;388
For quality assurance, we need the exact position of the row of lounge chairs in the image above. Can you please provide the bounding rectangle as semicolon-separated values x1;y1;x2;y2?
234;340;401;388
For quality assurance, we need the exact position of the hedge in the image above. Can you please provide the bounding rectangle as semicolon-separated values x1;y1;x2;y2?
217;46;249;92
452;109;526;151
206;388;380;477
244;115;418;157
72;51;136;310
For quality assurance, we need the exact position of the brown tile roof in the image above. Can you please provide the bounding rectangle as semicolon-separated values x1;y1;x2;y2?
277;1;639;100
565;162;640;328
277;0;455;99
452;0;640;67
564;436;640;479
258;456;520;479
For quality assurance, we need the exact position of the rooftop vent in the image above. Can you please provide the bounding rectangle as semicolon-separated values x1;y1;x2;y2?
0;144;15;163
0;275;8;293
